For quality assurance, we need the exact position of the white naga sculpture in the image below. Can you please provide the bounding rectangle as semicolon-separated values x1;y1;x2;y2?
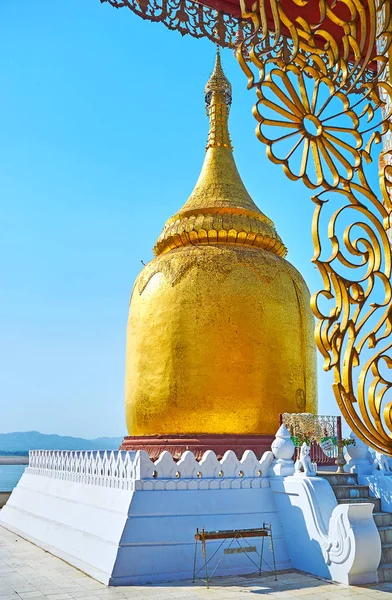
345;431;378;475
295;443;316;477
374;451;392;473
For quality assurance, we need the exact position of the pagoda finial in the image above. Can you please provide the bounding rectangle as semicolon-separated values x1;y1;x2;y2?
204;49;232;150
153;50;287;259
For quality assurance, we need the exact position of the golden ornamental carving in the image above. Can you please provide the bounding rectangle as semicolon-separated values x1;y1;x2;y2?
254;64;363;189
100;0;251;48
154;208;287;256
137;244;295;294
234;0;392;454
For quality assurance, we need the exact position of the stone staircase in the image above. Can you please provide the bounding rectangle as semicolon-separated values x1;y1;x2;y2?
319;471;392;583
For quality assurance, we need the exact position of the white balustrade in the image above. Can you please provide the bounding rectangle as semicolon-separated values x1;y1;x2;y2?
26;448;273;491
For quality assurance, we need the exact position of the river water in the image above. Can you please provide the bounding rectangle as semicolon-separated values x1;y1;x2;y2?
0;465;26;492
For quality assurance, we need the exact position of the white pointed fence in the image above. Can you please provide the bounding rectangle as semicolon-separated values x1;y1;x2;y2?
27;449;270;491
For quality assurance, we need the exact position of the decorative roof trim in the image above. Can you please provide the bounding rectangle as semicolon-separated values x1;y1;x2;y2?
100;0;251;48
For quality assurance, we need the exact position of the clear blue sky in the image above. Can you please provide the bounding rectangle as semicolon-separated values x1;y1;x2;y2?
1;0;377;438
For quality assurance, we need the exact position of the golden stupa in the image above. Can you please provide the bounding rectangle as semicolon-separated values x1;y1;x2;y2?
124;50;317;440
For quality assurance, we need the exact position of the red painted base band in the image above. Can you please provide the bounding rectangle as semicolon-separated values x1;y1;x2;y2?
120;434;275;461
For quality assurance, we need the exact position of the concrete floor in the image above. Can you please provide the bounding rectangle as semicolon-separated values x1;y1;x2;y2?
1;525;392;599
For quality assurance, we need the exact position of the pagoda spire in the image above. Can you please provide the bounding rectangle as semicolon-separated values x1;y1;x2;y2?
204;47;233;150
154;50;287;258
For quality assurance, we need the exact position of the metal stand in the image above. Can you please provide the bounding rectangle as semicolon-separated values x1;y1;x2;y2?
192;524;277;588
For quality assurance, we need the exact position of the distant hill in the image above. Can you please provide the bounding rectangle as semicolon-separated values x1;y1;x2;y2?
0;431;123;454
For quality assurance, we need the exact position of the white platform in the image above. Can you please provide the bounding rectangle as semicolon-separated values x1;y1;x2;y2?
0;449;290;585
0;446;382;586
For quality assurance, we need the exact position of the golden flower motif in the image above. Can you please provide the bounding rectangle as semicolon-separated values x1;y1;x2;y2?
255;64;363;189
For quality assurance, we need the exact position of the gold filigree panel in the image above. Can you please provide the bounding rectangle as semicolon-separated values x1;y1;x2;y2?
154;209;287;256
236;0;392;453
100;0;249;48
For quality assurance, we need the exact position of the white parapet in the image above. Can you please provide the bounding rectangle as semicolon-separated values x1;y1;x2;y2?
0;449;291;585
0;443;381;586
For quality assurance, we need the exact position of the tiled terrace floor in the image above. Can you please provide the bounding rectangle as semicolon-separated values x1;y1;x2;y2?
1;525;392;599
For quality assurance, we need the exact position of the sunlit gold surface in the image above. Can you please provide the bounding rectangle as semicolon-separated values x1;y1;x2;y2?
235;0;392;453
154;51;287;258
125;50;317;436
126;245;316;435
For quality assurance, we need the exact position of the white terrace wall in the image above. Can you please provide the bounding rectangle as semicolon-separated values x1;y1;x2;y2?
0;445;381;586
0;449;291;585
